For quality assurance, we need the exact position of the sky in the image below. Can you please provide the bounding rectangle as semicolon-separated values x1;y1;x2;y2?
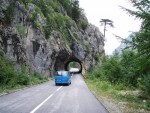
78;0;141;55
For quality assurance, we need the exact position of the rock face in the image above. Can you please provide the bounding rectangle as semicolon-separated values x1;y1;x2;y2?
0;0;104;76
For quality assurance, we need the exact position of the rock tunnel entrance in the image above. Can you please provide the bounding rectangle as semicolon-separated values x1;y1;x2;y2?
65;59;82;73
54;50;82;74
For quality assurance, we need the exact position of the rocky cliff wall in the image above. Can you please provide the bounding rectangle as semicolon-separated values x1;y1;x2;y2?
0;0;105;76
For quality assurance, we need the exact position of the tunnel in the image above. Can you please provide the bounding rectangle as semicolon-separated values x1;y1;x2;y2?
64;57;82;74
54;49;82;74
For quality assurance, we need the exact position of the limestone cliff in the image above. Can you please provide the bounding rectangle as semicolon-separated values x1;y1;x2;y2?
0;0;104;76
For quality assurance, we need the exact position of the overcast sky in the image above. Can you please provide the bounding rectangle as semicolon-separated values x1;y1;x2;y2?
78;0;141;55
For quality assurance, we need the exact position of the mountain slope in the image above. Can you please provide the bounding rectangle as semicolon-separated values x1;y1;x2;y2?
0;0;105;76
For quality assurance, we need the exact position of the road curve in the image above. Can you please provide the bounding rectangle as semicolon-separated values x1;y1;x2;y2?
0;74;109;113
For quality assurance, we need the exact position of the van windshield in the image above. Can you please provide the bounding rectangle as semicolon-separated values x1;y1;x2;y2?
57;71;69;76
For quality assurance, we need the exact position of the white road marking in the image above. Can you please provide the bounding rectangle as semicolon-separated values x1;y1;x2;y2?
30;86;62;113
56;87;60;91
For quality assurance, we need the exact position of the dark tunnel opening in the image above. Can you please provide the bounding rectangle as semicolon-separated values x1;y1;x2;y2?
65;60;82;74
54;51;82;74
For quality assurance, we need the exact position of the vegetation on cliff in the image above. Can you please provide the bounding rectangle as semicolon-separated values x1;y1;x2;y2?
0;0;90;92
20;0;88;38
3;0;88;39
0;55;48;94
0;0;88;93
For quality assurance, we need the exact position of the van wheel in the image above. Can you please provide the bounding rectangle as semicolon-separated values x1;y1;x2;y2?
70;82;71;84
55;83;58;86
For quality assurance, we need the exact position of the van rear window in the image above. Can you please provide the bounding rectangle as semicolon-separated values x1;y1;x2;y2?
57;71;69;76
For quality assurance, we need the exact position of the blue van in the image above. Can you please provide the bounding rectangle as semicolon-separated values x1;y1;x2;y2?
55;70;71;86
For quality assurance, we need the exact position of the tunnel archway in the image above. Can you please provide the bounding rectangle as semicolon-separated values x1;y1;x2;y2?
65;58;82;74
54;50;82;74
66;61;81;72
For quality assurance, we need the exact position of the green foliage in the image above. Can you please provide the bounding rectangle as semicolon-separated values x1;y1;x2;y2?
86;0;150;111
7;73;30;87
33;0;59;15
28;0;84;40
122;0;150;57
71;0;81;22
141;74;150;94
19;0;33;7
4;0;84;39
103;55;122;85
85;44;91;53
4;3;14;24
0;55;48;92
94;54;100;62
44;13;71;39
57;0;82;22
31;0;72;39
57;0;72;16
30;72;48;85
30;7;42;29
68;61;81;70
86;78;150;111
77;19;88;30
0;56;16;85
87;66;104;80
88;49;150;94
88;0;150;94
125;0;150;94
53;13;71;29
16;24;26;38
60;26;72;47
47;0;60;12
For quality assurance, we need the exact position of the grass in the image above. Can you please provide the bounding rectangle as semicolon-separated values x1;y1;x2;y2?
0;85;28;94
0;74;49;94
0;55;50;94
85;78;150;112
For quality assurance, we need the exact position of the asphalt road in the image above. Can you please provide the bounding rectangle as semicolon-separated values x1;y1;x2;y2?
0;74;109;113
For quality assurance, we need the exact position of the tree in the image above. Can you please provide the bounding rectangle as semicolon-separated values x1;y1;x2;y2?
121;0;150;57
57;0;72;16
100;19;114;38
121;0;150;94
72;0;81;22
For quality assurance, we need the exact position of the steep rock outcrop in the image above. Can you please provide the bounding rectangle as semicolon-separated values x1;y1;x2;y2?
0;0;104;76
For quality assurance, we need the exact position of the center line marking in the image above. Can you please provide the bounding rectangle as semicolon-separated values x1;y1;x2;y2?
30;86;62;113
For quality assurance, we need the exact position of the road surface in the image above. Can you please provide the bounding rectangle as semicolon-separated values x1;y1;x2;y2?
0;74;109;113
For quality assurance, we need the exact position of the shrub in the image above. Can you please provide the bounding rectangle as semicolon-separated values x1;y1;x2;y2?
77;19;88;30
16;24;26;38
34;0;59;14
57;0;82;22
141;74;150;94
57;0;72;16
32;72;43;80
17;74;30;85
87;49;150;94
87;65;105;80
71;0;81;22
100;54;123;85
60;27;71;47
85;44;91;53
94;54;100;62
4;3;14;24
0;55;48;92
0;56;16;85
19;0;33;7
8;73;30;87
